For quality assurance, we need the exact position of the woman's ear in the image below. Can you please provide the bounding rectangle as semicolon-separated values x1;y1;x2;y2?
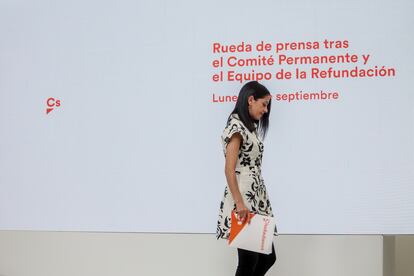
248;95;254;105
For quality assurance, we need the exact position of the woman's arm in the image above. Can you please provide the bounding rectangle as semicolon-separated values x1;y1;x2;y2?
225;133;251;224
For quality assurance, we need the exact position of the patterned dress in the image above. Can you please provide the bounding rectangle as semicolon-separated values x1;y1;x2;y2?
216;113;277;240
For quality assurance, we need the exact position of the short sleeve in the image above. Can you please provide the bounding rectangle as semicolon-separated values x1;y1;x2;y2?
221;118;248;152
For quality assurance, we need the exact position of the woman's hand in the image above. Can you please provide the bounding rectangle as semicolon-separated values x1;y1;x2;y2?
235;201;251;224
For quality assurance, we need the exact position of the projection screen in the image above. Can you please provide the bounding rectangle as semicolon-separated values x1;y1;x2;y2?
1;0;413;234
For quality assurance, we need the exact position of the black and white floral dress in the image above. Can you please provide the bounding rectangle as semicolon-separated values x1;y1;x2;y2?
216;113;277;240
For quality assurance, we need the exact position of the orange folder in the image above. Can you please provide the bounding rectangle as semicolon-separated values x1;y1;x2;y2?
229;211;275;254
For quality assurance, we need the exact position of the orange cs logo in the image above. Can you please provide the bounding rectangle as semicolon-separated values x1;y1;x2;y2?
46;97;61;114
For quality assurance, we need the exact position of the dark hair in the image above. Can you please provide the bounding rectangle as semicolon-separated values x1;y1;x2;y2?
228;81;272;139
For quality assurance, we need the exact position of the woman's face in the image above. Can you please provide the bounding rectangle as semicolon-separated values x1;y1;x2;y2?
248;94;272;121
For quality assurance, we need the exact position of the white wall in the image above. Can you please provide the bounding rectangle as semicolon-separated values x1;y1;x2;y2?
0;232;384;276
395;236;414;276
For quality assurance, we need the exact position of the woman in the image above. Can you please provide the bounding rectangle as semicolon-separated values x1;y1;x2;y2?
216;81;277;276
